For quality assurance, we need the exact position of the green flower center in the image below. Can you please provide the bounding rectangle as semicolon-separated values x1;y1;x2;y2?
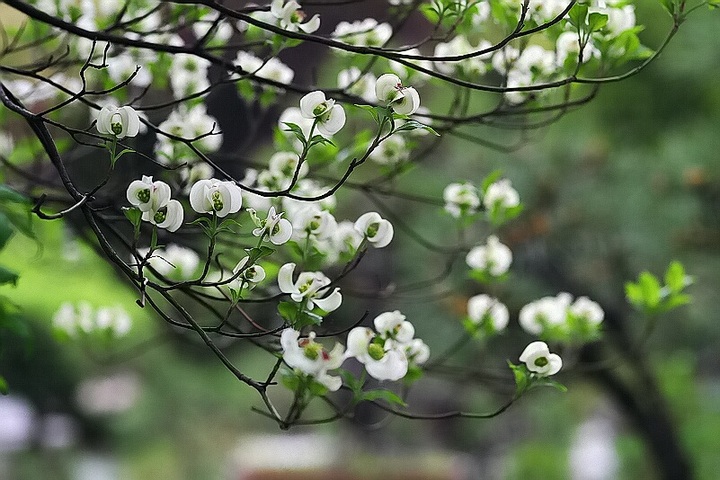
368;343;385;361
534;357;548;367
211;191;224;211
303;342;322;360
136;188;151;203
154;208;167;224
366;222;379;238
313;102;329;117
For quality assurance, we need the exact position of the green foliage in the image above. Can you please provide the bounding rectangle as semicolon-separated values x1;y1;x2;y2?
625;261;692;316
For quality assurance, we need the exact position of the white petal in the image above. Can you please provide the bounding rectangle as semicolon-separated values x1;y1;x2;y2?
354;211;382;235
375;73;401;103
189;179;212;213
270;218;293;245
519;341;550;363
346;327;373;360
392;87;420;115
158;199;184;232
313;287;342;313
277;263;297;294
299;90;326;118
317;104;346;136
366;349;408;381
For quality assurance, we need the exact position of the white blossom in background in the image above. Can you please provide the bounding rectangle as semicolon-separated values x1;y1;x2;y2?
106;50;152;88
528;0;572;22
591;0;636;37
192;11;234;42
556;31;600;66
156;103;222;165
332;221;364;257
466;235;513;276
299;91;346;136
354;212;394;248
248;206;293;245
180;163;215;194
53;302;132;338
96;104;140;139
234;51;295;85
337;67;377;103
126;176;171;213
270;0;321;33
332;18;392;47
169;53;211;99
388;48;432;85
238;168;273;212
369;135;409;166
570;296;605;326
375;73;421;115
278;263;343;312
492;45;520;75
189;178;243;217
139;244;200;280
443;182;480;218
467;294;509;332
281;179;336;217
434;37;491;77
268;151;309;184
281;329;345;391
292;206;338;241
519;341;562;376
484;179;520;211
518;292;574;335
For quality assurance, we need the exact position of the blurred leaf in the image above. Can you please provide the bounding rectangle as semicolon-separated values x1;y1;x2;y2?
0;376;8;395
360;388;407;407
0;266;19;286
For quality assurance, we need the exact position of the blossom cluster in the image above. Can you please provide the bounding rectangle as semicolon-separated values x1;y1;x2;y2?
280;310;429;391
53;302;132;338
520;292;605;339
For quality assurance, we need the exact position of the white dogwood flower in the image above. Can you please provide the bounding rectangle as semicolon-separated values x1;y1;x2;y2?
484;179;520;211
270;0;321;33
346;310;426;381
466;235;512;276
231;255;266;289
519;341;562;376
375;73;420;115
346;327;408;381
248;206;293;245
189;179;243;217
569;296;605;326
467;294;509;332
96;104;140;139
354;212;394;248
281;329;345;391
142;198;184;232
126;175;171;213
278;263;342;312
299;90;346;136
444;182;481;218
518;293;574;335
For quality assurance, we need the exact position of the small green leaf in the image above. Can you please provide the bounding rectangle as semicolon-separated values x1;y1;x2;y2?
282;122;308;147
0;376;8;395
588;12;608;32
664;261;688;294
280;370;300;391
360;389;407;407
508;362;528;395
0;265;19;286
277;301;299;322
